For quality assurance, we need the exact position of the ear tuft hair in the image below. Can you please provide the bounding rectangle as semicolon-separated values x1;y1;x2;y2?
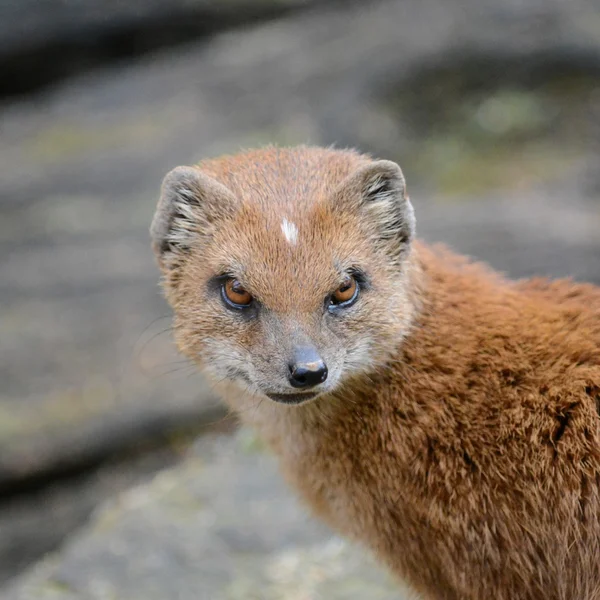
338;159;415;262
363;160;405;203
150;166;236;269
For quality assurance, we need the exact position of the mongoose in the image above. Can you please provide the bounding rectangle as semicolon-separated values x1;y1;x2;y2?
151;145;600;600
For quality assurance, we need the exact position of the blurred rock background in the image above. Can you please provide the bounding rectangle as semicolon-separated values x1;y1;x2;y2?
0;0;598;597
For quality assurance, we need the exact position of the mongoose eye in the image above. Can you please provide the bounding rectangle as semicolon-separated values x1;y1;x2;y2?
330;275;359;308
222;278;253;309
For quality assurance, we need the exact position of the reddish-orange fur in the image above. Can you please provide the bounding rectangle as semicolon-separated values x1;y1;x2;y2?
280;245;600;599
152;146;600;600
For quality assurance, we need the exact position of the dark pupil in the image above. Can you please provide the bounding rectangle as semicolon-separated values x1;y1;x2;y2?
339;280;351;293
232;282;245;295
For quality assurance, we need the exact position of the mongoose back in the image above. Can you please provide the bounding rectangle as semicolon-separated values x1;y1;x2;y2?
151;145;600;600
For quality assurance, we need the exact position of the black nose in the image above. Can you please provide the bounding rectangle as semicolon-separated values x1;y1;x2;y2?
288;348;328;389
288;362;328;388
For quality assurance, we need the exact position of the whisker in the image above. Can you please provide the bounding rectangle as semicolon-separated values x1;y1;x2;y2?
134;327;177;375
134;314;173;345
252;396;266;422
144;362;197;379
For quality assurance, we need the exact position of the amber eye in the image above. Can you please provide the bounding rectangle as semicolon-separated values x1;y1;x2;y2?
222;278;253;309
330;275;359;307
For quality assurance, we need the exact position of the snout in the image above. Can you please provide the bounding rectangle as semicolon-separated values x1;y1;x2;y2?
288;347;328;389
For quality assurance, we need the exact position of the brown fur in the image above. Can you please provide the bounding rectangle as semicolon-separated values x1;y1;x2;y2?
151;146;600;600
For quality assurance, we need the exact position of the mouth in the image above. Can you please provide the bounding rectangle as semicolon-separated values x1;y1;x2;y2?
265;391;319;405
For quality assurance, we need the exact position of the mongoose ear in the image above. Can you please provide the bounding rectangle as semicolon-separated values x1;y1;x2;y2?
151;166;237;269
337;160;415;261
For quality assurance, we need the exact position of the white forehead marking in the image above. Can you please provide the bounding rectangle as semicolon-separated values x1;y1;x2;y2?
281;218;298;246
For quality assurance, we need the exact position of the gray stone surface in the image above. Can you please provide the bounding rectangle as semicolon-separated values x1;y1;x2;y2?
4;431;410;600
0;0;334;95
0;445;194;587
0;0;321;54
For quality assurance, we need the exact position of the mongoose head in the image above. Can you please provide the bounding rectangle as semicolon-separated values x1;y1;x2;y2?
151;146;417;407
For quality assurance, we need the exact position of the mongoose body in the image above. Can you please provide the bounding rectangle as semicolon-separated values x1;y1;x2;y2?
151;146;600;600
